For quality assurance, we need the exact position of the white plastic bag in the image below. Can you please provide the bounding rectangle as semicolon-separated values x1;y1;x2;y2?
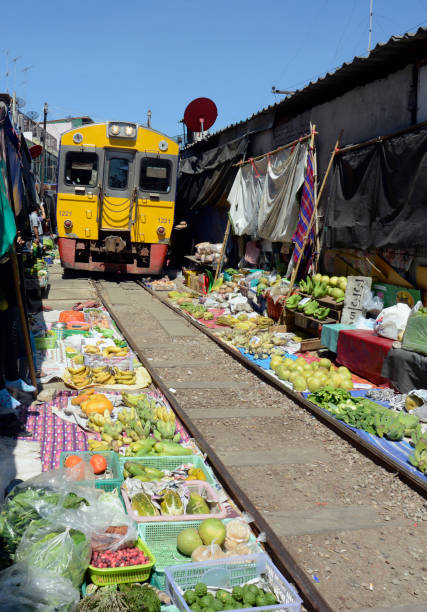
374;303;411;340
16;521;91;588
0;562;79;612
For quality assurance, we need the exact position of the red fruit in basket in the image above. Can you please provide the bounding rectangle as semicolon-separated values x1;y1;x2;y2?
90;454;108;474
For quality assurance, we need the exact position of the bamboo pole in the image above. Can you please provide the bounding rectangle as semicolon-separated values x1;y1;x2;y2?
287;130;342;296
233;132;313;167
214;218;231;281
10;247;38;396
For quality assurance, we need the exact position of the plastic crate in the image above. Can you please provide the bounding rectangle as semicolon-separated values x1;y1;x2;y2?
119;455;217;487
139;519;261;590
59;451;122;492
34;336;57;350
88;538;155;586
122;480;227;523
165;553;302;612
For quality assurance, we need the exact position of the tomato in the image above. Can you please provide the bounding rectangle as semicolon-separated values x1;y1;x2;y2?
90;454;108;474
64;455;84;480
64;455;83;468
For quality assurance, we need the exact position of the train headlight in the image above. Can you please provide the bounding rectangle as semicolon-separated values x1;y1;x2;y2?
73;132;83;144
125;125;135;137
110;124;120;136
64;219;73;229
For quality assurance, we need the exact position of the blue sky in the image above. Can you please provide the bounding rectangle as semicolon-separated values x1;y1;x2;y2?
2;0;427;138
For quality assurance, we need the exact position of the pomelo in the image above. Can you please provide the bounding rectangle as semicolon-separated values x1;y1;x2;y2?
307;377;323;392
283;357;295;369
341;378;354;390
270;355;283;371
329;276;338;287
293;376;307;392
276;365;291;381
177;528;203;556
198;519;226;546
319;358;332;370
338;366;350;376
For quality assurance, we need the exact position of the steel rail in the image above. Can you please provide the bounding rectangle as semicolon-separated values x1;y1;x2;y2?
93;279;333;612
139;281;427;497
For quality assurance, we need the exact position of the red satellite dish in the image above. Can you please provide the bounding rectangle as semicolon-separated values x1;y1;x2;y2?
29;144;43;159
183;97;217;133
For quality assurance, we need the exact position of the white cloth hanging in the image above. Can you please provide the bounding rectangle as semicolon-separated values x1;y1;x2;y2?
257;142;307;241
227;157;267;236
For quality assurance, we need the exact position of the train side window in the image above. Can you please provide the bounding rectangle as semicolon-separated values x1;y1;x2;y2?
65;152;98;186
140;158;171;193
108;158;129;189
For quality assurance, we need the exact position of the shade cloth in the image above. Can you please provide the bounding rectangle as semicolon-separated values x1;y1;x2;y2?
381;347;427;393
337;329;393;385
326;124;427;249
257;142;306;241
320;323;356;354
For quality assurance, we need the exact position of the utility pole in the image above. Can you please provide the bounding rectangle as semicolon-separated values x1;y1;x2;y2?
368;0;374;52
40;102;48;202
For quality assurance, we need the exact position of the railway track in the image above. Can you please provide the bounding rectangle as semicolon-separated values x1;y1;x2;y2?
87;276;427;611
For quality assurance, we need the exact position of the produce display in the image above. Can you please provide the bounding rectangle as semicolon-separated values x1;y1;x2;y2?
270;355;354;392
296;298;331;321
126;482;218;518
182;581;278;611
78;583;162;612
91;546;150;568
66;365;138;388
299;274;347;302
308;388;420;441
176;517;256;561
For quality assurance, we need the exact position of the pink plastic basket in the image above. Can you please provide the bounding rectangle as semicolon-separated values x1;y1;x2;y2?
122;480;227;523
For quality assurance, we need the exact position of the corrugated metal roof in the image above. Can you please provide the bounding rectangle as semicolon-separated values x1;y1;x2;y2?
195;26;427;144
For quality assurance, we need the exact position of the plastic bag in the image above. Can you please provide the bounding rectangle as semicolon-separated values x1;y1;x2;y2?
0;468;98;564
402;302;427;356
374;303;411;340
16;520;90;589
85;489;138;551
363;291;383;319
0;562;79;612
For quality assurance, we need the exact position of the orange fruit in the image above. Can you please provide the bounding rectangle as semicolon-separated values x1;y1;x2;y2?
90;454;108;474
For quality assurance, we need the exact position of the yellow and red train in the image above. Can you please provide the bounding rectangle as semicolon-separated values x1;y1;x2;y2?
56;121;179;274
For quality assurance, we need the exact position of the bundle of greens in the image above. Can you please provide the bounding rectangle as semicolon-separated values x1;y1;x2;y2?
308;388;420;441
0;485;88;567
15;519;91;589
408;427;427;474
78;584;161;612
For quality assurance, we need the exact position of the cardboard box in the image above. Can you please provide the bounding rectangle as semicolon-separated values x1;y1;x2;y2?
373;283;421;309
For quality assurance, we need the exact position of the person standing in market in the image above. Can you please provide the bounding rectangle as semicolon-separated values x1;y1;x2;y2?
29;204;43;246
0;252;36;415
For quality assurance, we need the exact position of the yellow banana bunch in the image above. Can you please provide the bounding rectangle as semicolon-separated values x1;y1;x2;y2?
155;405;176;424
88;439;110;451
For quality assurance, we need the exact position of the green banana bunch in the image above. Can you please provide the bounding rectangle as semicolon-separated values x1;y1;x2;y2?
155;420;176;440
313;307;330;321
303;300;319;316
286;294;302;310
299;279;308;293
313;282;328;299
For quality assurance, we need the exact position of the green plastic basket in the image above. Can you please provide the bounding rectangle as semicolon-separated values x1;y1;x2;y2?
88;539;155;586
34;336;57;349
119;455;217;487
138;519;261;590
59;451;122;492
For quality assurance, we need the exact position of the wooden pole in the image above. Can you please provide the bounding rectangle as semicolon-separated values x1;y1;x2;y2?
233;132;313;167
287;130;342;296
214;218;231;281
10;247;38;396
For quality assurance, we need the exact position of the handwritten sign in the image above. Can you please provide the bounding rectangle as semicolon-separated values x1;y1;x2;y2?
341;276;372;325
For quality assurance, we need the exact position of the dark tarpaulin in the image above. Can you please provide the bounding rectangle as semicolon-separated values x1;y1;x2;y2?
177;136;248;212
325;125;427;249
